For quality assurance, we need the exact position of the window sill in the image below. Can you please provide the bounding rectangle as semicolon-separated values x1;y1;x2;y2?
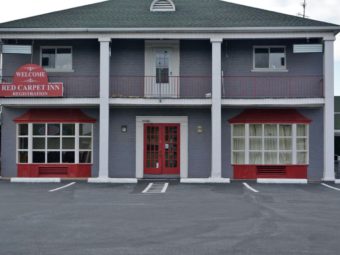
45;69;75;73
251;69;288;73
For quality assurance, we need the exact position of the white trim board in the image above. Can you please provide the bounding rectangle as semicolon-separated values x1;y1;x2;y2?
110;98;212;106
181;178;230;184
88;178;138;183
257;178;308;184
10;178;61;183
136;116;188;179
222;98;325;107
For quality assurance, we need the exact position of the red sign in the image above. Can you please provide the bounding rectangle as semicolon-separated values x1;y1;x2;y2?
0;64;63;97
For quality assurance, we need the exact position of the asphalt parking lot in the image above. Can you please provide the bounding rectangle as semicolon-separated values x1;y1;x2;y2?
0;181;340;255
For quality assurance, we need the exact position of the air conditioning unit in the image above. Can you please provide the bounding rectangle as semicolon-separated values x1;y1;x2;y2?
293;44;323;53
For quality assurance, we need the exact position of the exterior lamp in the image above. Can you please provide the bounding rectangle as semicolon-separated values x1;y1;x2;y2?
197;125;203;134
121;125;128;133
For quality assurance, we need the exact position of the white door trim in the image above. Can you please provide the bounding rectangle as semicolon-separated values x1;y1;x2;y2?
136;116;188;178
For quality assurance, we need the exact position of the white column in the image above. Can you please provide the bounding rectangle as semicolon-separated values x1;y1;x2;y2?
323;38;335;181
98;38;111;179
211;38;222;179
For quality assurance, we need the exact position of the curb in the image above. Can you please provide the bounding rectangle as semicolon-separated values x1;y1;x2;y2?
180;178;230;184
88;178;138;184
10;178;61;183
257;178;308;184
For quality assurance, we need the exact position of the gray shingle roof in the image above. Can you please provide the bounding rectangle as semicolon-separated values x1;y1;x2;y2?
0;0;338;30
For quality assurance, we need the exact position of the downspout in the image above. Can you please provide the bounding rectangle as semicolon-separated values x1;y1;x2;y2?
0;39;3;83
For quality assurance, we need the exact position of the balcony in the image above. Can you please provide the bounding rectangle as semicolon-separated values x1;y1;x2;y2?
110;76;212;99
222;75;324;99
1;75;99;98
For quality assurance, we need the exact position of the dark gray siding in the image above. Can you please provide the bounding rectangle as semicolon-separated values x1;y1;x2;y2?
1;107;99;177
109;108;211;178
222;107;324;180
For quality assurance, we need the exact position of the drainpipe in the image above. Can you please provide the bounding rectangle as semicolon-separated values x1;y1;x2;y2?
0;39;3;83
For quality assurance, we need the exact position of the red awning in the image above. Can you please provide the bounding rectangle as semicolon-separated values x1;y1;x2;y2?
14;109;96;123
229;109;311;124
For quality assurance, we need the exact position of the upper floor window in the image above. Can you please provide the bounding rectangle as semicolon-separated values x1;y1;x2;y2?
253;46;286;71
41;47;73;72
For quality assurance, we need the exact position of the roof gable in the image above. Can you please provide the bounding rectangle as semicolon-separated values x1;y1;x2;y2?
0;0;338;30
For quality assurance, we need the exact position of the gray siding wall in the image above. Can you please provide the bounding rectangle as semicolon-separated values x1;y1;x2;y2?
109;108;211;178
222;107;324;180
1;107;99;177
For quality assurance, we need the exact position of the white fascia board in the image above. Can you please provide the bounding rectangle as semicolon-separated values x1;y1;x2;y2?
257;178;308;184
0;98;100;107
180;178;230;184
88;178;138;183
222;98;325;107
110;98;212;106
11;178;61;183
0;31;335;40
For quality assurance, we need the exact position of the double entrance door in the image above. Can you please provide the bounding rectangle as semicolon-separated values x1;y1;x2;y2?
144;124;180;175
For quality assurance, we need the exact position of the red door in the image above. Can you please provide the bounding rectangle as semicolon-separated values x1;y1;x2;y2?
144;124;180;175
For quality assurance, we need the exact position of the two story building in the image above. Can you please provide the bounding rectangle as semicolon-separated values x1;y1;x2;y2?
0;0;339;182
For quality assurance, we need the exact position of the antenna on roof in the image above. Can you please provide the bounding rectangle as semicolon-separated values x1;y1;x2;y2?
298;0;308;18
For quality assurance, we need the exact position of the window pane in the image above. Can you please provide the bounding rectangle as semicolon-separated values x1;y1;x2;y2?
48;138;60;149
233;125;245;137
335;115;340;130
250;152;262;164
48;124;60;136
80;138;92;150
255;48;269;68
18;124;28;136
19;138;28;149
250;138;262;150
297;125;307;136
264;138;277;150
233;152;245;164
279;138;292;150
279;125;292;137
62;151;75;163
297;138;307;151
156;68;169;83
47;151;60;163
42;49;56;68
56;49;72;70
265;152;277;164
33;138;45;149
269;48;285;69
33;152;45;163
279;152;292;164
18;151;28;163
297;152;307;164
79;124;92;136
62;124;75;136
62;138;75;149
264;124;277;137
249;124;262;137
79;151;92;163
33;124;46;136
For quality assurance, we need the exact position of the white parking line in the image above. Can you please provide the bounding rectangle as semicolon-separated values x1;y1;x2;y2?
243;182;259;193
49;182;76;192
161;183;169;193
142;183;153;193
321;183;340;192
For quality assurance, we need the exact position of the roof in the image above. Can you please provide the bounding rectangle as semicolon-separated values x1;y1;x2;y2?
14;109;96;123
228;109;311;124
0;0;338;31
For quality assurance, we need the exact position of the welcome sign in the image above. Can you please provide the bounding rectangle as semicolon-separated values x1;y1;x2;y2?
0;64;63;97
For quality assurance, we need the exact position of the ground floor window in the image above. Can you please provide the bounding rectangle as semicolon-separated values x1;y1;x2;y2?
17;123;93;164
232;123;309;165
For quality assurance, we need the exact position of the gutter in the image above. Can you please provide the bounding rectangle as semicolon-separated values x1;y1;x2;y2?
0;26;339;34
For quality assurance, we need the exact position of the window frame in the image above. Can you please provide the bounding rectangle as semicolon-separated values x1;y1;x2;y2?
231;123;309;165
17;123;93;164
252;46;288;72
40;46;74;72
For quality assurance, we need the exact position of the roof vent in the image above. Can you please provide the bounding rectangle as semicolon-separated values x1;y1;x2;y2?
150;0;176;12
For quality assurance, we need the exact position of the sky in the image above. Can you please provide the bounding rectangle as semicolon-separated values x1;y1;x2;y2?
0;0;339;94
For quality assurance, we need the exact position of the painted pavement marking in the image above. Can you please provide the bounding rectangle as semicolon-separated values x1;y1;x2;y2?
243;182;259;193
321;183;340;192
49;182;76;192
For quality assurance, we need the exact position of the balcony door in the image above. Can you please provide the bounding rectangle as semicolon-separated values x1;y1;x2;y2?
145;41;180;98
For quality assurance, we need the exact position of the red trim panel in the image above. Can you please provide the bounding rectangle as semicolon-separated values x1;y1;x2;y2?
17;164;92;178
233;165;308;179
229;109;311;124
14;109;96;123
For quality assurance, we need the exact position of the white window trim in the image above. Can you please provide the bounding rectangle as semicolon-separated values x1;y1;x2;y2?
252;45;288;72
17;123;93;164
40;46;74;72
231;123;309;165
